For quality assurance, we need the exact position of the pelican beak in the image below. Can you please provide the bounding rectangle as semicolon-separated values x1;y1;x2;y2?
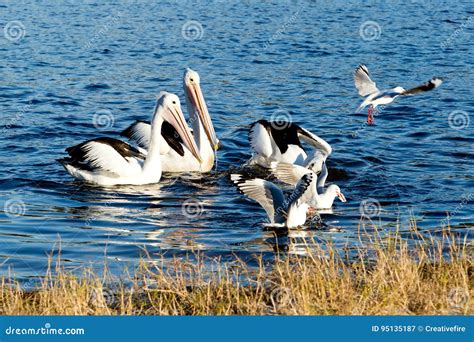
186;82;219;151
164;103;202;163
336;191;347;203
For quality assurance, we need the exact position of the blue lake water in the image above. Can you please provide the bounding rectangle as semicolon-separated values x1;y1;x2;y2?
0;1;473;283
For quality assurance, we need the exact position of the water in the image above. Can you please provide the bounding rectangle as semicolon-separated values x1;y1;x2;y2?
0;1;472;283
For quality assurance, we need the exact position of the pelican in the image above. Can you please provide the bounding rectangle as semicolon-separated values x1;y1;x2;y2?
58;92;200;186
354;64;443;125
231;173;314;228
121;68;219;172
271;161;346;210
248;119;332;173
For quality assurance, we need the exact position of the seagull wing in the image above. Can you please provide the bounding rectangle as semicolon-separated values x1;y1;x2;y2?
401;77;443;95
271;162;312;186
354;64;379;97
231;174;286;224
290;171;317;206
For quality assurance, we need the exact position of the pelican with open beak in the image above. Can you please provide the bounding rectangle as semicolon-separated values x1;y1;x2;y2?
121;68;219;172
58;92;200;186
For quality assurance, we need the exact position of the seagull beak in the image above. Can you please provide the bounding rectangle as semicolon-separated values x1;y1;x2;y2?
164;103;202;163
186;82;219;151
336;191;347;203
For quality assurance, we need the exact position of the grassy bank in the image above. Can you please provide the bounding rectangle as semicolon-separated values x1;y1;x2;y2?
0;227;472;315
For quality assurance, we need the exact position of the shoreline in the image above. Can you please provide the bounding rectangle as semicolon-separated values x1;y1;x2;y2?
0;228;471;315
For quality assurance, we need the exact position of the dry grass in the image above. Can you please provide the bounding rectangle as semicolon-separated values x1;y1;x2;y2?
0;227;472;315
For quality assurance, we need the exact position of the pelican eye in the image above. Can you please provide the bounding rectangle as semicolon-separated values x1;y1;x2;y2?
190;78;194;82
172;101;176;104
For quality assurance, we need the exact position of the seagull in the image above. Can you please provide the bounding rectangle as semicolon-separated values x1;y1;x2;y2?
354;64;443;125
248;119;332;173
230;173;315;228
58;92;200;186
271;161;346;210
121;68;219;172
271;156;327;193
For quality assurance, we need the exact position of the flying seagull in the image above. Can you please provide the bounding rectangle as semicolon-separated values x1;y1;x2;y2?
354;64;443;125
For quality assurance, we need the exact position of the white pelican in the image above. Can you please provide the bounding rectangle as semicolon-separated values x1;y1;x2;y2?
271;161;346;210
121;68;219;172
354;64;443;125
248;120;332;173
231;173;314;228
59;92;200;186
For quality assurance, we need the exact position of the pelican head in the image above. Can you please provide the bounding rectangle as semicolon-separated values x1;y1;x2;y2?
183;68;219;151
156;91;201;162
